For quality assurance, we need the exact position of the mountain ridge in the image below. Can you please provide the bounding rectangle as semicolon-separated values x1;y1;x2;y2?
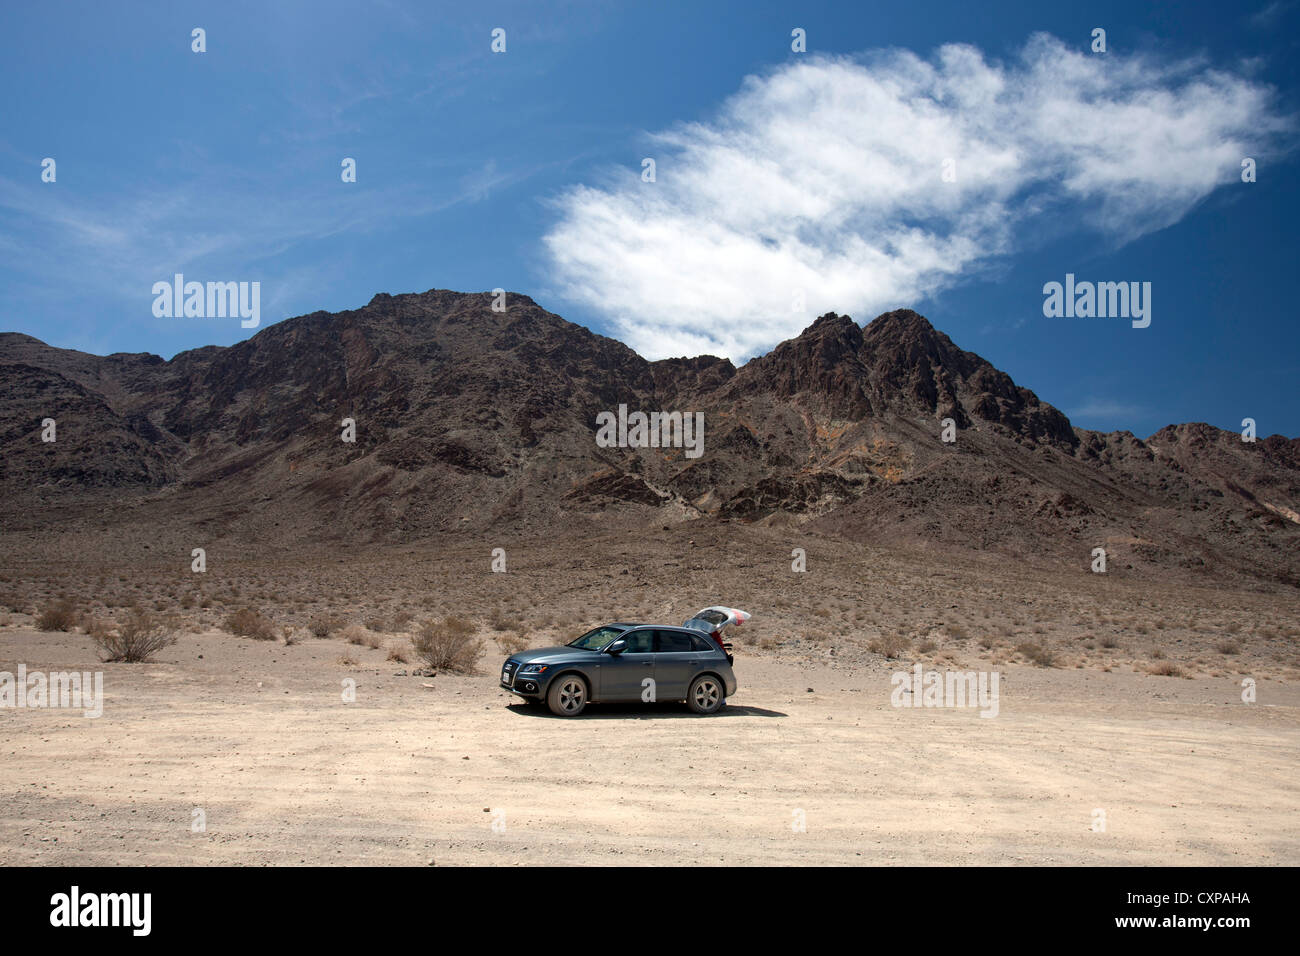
1;289;1296;588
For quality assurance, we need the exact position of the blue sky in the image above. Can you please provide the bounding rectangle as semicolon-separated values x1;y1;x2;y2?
1;0;1297;438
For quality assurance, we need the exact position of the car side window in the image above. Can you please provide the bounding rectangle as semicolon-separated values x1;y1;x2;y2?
688;634;715;652
655;630;696;653
621;629;654;653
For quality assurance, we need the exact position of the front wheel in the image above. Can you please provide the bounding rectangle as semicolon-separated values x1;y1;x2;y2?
547;675;589;717
687;674;725;715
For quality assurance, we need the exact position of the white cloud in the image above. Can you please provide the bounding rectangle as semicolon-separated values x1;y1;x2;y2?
543;34;1292;362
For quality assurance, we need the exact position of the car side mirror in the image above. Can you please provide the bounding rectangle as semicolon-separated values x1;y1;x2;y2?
606;639;627;656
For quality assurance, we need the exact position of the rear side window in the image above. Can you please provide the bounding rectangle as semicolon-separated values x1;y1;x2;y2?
688;634;716;651
655;630;697;653
620;629;654;653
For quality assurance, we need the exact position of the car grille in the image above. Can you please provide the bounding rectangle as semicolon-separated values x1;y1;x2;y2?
501;661;517;688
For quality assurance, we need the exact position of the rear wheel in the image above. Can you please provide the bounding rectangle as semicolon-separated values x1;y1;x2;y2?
547;675;588;717
687;674;724;714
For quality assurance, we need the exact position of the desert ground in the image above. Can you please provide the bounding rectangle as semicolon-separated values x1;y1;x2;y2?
1;524;1297;865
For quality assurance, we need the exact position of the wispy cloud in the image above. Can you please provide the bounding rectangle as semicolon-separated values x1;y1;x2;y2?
543;34;1294;362
1249;2;1293;28
1068;399;1152;425
0;154;526;328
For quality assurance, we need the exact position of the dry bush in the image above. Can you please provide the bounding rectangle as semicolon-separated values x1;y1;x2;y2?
915;638;937;654
281;625;302;646
37;599;79;632
93;608;179;663
340;624;369;646
1147;661;1183;677
390;610;414;632
1016;641;1056;667
489;609;523;632
386;645;409;664
945;622;967;640
869;633;911;659
1100;634;1120;648
308;615;343;639
1216;640;1241;655
225;607;276;640
496;631;529;655
411;616;482;673
363;631;383;650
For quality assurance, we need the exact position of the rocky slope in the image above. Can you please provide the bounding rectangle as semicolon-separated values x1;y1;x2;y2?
1;290;1295;587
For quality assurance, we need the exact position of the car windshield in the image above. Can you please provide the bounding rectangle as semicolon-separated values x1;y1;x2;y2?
567;626;625;650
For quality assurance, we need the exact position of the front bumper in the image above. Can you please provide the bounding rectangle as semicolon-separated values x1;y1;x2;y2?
499;660;546;698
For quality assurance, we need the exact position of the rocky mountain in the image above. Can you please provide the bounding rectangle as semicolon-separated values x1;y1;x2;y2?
1;289;1296;587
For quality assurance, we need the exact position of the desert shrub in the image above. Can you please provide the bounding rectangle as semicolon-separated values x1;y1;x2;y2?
282;625;302;646
869;633;910;659
390;610;414;632
340;624;368;646
308;615;343;639
93;608;179;663
1148;661;1183;677
945;622;967;640
497;631;528;655
37;599;79;632
1099;634;1119;649
386;645;409;664
1016;642;1056;667
411;616;482;673
915;638;936;654
1216;640;1241;655
225;607;276;640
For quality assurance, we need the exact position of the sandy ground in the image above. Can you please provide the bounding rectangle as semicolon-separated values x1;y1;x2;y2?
2;625;1296;866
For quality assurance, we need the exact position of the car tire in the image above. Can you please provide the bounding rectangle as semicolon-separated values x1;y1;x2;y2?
547;674;589;717
687;674;725;714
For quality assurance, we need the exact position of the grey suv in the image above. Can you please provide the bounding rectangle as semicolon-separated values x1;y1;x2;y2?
500;623;738;717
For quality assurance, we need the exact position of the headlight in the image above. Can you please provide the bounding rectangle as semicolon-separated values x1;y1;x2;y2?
518;663;550;674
